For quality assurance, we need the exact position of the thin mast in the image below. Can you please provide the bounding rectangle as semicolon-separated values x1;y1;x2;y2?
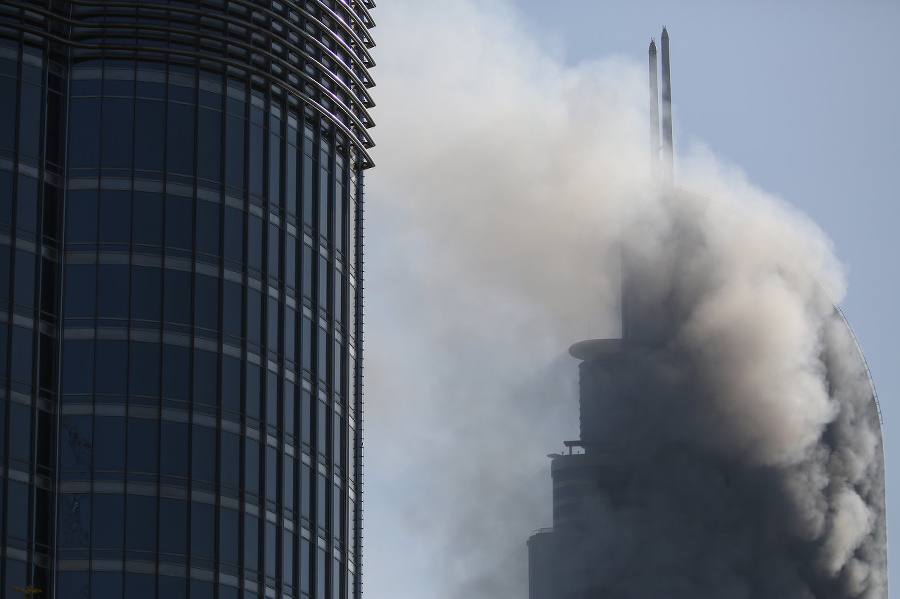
649;38;660;182
660;26;674;185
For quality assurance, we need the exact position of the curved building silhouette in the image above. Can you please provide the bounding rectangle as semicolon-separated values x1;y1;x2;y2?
527;30;886;599
0;0;374;597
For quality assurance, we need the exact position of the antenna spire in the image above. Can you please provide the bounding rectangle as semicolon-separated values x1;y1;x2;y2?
659;26;674;185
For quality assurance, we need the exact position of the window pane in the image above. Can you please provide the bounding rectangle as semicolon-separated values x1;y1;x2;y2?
92;494;124;548
134;98;165;172
129;341;160;396
0;169;12;226
96;264;130;319
191;502;215;559
167;102;195;176
64;264;96;318
130;266;161;322
192;348;218;407
165;195;193;251
94;340;127;395
69;97;101;168
8;402;31;462
225;114;245;189
196;201;220;256
221;355;241;412
59;416;93;472
246;287;261;345
160;420;189;478
197;107;222;182
62;339;94;394
222;280;242;338
18;82;41;157
133;191;163;247
246;362;260;420
16;174;38;232
221;430;240;490
248;214;263;271
244;437;260;496
126;495;158;553
13;250;35;308
191;424;216;483
0;74;16;150
159;498;188;555
127;417;159;474
194;275;219;331
249;122;263;197
244;514;259;572
58;494;90;549
101;96;134;169
161;343;190;401
223;207;243;263
124;573;155;599
98;189;131;244
93;416;126;471
163;269;191;326
219;507;239;564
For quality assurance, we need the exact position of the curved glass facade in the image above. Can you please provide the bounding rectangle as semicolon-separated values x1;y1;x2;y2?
0;0;374;597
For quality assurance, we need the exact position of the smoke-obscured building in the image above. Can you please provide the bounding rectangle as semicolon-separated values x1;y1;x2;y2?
0;0;374;597
527;29;886;599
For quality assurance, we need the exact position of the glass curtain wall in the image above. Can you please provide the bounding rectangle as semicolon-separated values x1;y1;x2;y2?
0;1;375;598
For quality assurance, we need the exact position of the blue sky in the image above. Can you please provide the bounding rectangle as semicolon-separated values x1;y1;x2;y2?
363;1;900;596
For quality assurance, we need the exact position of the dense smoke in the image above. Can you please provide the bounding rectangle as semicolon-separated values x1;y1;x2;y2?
362;1;886;598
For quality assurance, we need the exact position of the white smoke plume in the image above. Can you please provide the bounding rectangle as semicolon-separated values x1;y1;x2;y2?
362;1;886;598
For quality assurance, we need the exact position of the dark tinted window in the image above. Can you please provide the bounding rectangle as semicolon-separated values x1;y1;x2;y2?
190;502;215;559
196;201;220;256
222;280;242;338
129;341;160;396
94;340;127;395
221;430;240;489
98;189;131;244
161;343;190;401
159;498;188;554
219;507;239;564
130;266;161;321
165;195;193;251
126;495;158;552
69;97;101;168
66;190;98;243
194;275;219;331
92;494;124;548
101;96;134;168
64;264;95;318
134;99;165;172
127;417;158;473
96;264;130;319
167;102;195;176
93;416;126;471
197;108;222;182
163;269;191;326
160;420;188;478
132;191;163;246
62;339;94;394
0;74;16;149
191;424;216;482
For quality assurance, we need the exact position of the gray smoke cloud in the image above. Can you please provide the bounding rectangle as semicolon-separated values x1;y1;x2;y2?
362;2;886;598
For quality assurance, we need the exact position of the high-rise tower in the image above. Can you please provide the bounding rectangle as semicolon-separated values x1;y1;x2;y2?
526;29;886;599
0;1;375;597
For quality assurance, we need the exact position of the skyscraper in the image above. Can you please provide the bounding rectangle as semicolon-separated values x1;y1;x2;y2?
0;1;374;597
526;30;886;599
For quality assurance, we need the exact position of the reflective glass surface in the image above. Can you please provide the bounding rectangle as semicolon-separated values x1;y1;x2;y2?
0;0;373;597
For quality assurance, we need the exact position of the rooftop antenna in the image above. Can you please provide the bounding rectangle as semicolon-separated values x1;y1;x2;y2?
660;26;674;185
648;37;660;182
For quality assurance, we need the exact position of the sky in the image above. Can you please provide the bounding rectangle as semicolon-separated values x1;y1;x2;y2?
361;1;900;597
